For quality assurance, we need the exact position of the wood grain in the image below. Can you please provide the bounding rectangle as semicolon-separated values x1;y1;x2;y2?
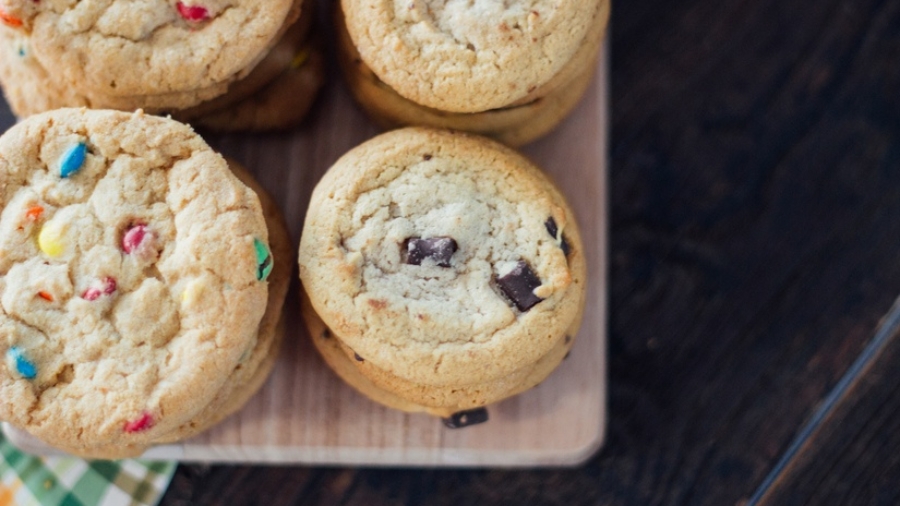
751;296;900;505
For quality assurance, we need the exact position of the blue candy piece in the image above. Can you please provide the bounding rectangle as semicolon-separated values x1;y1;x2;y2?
6;346;36;379
59;142;87;178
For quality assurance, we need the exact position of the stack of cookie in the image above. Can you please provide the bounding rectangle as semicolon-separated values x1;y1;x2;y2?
0;109;290;458
337;0;610;146
298;128;586;426
0;0;323;132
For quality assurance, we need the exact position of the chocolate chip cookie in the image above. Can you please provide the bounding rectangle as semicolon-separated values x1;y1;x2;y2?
298;128;587;422
336;0;609;145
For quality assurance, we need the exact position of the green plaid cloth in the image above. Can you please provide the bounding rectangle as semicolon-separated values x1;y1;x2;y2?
0;432;175;506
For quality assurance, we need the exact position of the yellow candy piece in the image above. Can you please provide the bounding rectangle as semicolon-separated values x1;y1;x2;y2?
181;279;204;306
38;220;66;258
290;47;310;69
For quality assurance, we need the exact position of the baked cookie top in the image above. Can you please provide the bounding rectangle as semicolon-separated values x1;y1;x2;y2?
0;109;272;451
299;128;586;386
341;0;602;113
0;0;297;97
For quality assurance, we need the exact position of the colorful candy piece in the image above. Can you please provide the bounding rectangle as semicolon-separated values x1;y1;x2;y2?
25;205;43;221
181;279;204;305
81;277;116;301
290;48;310;69
38;220;66;258
253;238;273;281
6;347;36;379
176;2;209;22
123;412;154;433
122;224;149;254
0;8;23;28
59;142;87;178
37;290;53;302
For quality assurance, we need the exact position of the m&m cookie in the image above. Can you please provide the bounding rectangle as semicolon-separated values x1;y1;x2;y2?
0;109;289;458
0;0;322;132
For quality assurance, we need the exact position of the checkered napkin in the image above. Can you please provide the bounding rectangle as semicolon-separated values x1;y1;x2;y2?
0;433;175;506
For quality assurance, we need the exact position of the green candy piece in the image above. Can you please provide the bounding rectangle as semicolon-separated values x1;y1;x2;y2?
254;238;273;281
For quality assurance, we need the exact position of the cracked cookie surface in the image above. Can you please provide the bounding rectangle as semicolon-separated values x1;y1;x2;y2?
0;0;297;98
0;108;271;453
341;0;601;112
0;2;311;121
299;128;586;387
335;0;608;145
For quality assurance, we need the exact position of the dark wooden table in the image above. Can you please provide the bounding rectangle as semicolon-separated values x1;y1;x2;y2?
4;0;900;503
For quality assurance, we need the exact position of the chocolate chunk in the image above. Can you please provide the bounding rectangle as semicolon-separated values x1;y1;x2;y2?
545;217;571;257
354;352;364;362
406;237;457;267
442;408;489;429
560;239;570;257
497;261;543;311
321;328;331;340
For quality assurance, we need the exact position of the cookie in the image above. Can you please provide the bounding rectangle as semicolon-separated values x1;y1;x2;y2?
298;128;587;411
187;40;325;132
50;158;291;458
0;0;300;99
172;0;316;122
0;6;320;132
337;18;598;146
137;159;292;449
0;25;90;116
0;109;280;458
340;0;607;113
301;293;426;414
302;289;580;417
335;1;608;144
0;0;312;118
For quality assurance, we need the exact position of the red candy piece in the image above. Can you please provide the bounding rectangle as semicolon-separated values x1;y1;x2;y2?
37;291;53;302
122;224;149;254
0;8;22;28
122;224;159;261
176;2;209;22
81;277;117;301
124;412;154;433
25;205;43;221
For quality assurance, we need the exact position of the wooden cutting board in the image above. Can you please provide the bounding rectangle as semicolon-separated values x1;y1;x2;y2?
3;49;608;468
